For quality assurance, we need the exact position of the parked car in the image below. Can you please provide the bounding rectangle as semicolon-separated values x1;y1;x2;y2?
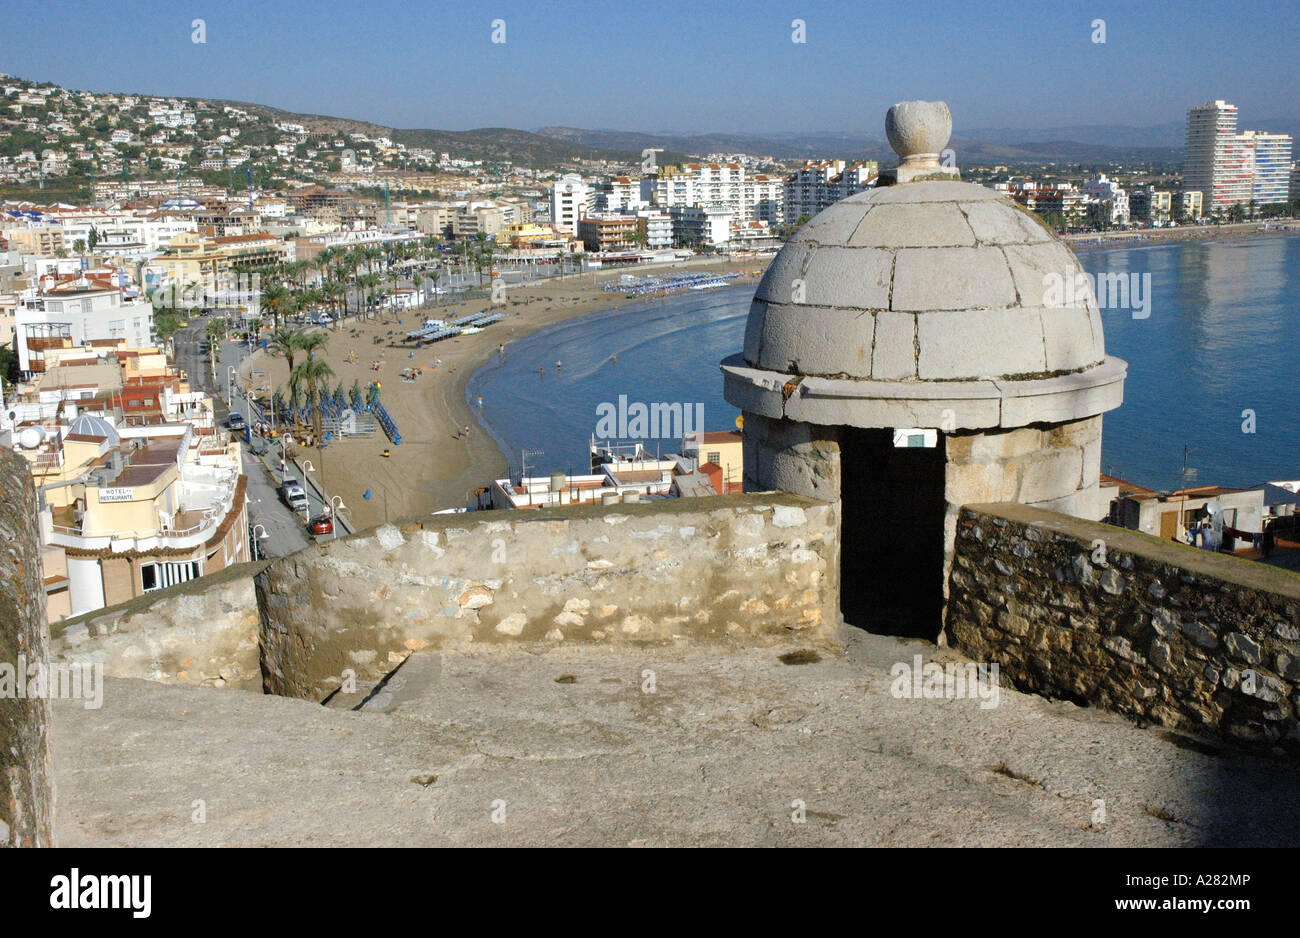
307;514;334;536
227;412;246;431
318;313;333;326
279;478;310;514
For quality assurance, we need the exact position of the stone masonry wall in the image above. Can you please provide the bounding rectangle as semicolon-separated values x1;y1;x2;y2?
49;560;266;691
258;493;838;700
943;415;1103;604
0;449;54;847
948;502;1300;752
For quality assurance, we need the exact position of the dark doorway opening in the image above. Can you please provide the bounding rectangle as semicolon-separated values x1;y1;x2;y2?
839;427;947;639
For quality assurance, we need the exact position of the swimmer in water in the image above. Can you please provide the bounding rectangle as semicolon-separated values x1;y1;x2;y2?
611;354;617;365
539;365;544;377
556;360;562;371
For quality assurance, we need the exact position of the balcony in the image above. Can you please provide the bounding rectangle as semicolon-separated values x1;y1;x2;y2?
46;468;243;553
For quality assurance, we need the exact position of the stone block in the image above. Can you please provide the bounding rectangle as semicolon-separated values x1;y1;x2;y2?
870;311;916;380
892;246;1017;312
1000;241;1082;308
1039;304;1103;371
753;241;811;305
797;203;868;243
758;302;875;376
1016;447;1084;504
847;202;975;248
916;306;1046;379
961;200;1053;245
800;245;893;310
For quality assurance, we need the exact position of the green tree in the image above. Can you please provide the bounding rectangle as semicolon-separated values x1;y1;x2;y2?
268;325;305;376
290;358;335;444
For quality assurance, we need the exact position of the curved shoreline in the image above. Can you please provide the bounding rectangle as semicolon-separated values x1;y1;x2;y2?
243;257;765;530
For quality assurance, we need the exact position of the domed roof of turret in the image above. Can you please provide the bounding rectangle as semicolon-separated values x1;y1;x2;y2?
723;100;1125;433
744;178;1104;382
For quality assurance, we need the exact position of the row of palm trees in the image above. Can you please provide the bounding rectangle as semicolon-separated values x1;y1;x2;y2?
249;233;500;328
248;231;585;329
265;325;334;443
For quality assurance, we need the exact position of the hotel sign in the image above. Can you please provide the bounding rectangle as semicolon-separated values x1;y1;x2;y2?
98;487;135;503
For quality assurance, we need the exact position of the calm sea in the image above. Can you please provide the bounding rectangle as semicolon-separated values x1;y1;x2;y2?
467;233;1300;491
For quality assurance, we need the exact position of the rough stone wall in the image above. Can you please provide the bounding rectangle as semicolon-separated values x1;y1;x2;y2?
943;415;1103;603
49;561;266;691
948;502;1300;752
0;449;54;847
258;493;838;700
741;411;841;501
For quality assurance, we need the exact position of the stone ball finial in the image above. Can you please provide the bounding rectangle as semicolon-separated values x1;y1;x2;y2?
885;101;957;182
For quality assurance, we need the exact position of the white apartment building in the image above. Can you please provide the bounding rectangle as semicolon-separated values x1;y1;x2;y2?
1185;101;1246;213
15;276;155;375
652;163;783;224
783;160;878;223
636;210;672;249
1237;131;1294;205
1081;174;1130;224
669;204;734;248
1181;101;1291;212
549;174;595;236
1291;162;1300;202
602;176;648;212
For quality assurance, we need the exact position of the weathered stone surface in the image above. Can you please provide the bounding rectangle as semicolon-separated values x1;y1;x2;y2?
757;302;875;376
960;200;1053;245
257;494;840;700
947;502;1300;753
800;246;893;309
847;202;975;248
916;306;1046;379
50;561;265;690
50;629;1300;847
870;311;917;380
0;449;54;847
891;247;1017;312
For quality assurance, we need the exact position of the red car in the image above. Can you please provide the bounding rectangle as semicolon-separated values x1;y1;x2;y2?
307;514;334;536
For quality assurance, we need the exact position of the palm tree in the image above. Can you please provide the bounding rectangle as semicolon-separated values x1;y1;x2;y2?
298;330;329;360
428;268;441;306
261;283;290;326
268;325;305;377
290;358;335;444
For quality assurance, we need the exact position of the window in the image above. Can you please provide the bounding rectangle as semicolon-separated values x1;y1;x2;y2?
707;451;721;466
141;562;159;591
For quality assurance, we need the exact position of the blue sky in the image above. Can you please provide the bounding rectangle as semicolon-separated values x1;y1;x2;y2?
2;0;1297;133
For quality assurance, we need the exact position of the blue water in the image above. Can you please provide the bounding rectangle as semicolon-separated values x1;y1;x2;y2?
468;234;1300;490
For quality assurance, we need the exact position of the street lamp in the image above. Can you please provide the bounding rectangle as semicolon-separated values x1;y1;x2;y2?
329;495;347;540
226;365;236;405
250;523;268;560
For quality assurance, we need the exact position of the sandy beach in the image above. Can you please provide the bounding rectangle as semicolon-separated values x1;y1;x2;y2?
1066;219;1300;250
236;256;765;530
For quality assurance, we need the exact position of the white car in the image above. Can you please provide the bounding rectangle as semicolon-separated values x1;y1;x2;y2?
318;313;333;326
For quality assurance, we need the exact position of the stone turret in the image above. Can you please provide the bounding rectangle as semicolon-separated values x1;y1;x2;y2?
722;101;1126;638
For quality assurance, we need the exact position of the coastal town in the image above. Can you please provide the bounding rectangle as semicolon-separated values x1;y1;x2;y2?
2;73;1297;623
